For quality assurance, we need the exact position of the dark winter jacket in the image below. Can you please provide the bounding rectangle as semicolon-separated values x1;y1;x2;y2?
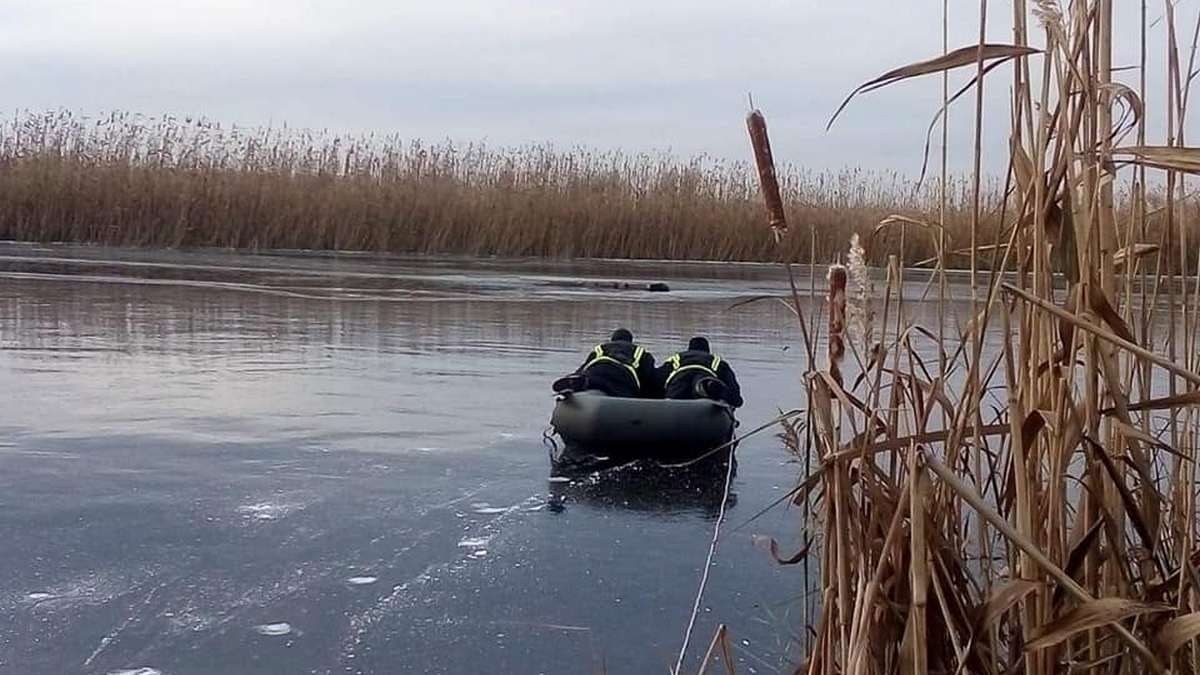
576;341;661;398
656;350;743;407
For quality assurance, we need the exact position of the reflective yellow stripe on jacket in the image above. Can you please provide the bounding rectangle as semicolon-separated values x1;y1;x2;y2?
585;344;645;389
664;353;721;386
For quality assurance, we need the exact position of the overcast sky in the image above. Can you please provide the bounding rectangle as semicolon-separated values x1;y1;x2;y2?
0;1;1192;173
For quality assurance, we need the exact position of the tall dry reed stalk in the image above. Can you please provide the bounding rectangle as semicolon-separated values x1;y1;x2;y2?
722;2;1200;673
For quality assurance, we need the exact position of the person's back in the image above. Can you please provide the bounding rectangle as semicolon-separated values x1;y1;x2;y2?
657;336;743;407
554;328;660;398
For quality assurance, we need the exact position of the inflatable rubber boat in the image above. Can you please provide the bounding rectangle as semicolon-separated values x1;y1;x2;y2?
549;391;737;466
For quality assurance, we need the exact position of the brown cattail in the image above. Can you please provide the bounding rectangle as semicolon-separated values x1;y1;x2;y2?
745;109;788;242
827;263;847;385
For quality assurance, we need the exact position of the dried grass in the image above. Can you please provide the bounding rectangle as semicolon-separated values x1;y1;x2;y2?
730;1;1200;673
4;109;1193;268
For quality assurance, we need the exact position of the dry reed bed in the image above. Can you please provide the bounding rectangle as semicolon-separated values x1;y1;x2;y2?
721;1;1200;674
0;108;1092;265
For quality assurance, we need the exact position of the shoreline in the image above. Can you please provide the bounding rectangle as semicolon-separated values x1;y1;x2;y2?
5;240;1198;288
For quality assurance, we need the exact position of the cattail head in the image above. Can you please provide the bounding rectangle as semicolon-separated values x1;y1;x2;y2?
745;109;788;242
827;263;847;385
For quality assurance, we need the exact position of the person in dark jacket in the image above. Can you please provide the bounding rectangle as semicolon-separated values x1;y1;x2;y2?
552;328;661;398
657;336;743;407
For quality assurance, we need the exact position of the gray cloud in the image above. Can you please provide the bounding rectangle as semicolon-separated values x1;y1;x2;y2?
0;1;1187;173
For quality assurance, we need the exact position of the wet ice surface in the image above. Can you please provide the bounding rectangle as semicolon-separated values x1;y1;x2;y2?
0;243;984;674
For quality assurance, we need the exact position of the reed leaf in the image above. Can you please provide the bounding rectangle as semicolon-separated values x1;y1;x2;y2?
827;44;1041;130
1025;599;1171;652
1155;612;1200;661
973;579;1041;633
1113;145;1200;174
1112;243;1160;268
1082;435;1158;555
750;534;812;565
1086;281;1137;343
1051;520;1105;608
1110;390;1200;414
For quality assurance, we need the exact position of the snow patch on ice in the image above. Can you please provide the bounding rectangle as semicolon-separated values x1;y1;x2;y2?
237;501;299;521
254;622;292;636
457;536;492;549
470;502;514;514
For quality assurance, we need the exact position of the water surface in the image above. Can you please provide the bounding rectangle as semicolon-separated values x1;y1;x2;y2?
0;244;828;675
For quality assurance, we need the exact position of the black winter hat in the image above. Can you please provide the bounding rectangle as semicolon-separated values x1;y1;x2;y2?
611;328;634;342
688;336;710;352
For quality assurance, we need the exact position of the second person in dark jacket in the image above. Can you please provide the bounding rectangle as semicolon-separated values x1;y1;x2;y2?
657;336;743;408
554;328;661;398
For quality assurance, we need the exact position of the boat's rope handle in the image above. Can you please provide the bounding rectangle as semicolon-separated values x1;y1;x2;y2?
542;426;561;462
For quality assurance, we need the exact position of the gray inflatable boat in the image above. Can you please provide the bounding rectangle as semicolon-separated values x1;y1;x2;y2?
550;391;736;464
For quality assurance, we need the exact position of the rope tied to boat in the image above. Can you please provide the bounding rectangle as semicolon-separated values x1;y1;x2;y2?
670;445;736;675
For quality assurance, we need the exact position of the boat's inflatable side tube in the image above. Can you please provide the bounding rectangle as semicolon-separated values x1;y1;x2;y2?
550;391;735;452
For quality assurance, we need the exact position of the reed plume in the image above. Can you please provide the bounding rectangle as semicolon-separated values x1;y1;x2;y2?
845;233;874;356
